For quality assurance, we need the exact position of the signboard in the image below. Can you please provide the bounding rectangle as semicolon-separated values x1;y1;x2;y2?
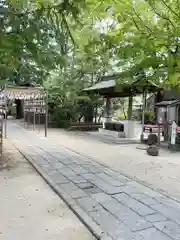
171;121;177;145
157;107;165;124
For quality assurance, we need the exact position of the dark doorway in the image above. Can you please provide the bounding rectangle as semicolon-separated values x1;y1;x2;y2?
15;99;24;119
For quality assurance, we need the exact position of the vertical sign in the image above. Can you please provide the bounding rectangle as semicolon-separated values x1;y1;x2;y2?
171;121;177;145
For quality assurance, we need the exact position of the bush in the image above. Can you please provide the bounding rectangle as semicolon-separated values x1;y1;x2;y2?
51;107;73;128
139;110;156;124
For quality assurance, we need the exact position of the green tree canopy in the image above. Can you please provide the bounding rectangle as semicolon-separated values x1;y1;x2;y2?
0;0;86;85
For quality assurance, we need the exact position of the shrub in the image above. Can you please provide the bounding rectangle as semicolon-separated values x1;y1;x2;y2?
139;110;156;124
51;107;73;128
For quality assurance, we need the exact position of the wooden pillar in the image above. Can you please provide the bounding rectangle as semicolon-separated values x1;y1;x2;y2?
103;97;112;128
126;95;134;138
128;96;133;120
45;91;48;137
4;85;7;138
140;91;147;141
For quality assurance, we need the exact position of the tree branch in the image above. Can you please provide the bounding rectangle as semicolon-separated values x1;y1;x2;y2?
62;13;77;46
161;0;180;21
133;7;155;33
149;3;176;29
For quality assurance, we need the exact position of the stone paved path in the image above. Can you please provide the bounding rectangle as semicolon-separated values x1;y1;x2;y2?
31;125;180;200
0;140;95;240
7;121;180;240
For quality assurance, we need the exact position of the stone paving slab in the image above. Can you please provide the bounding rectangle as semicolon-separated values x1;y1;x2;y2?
113;193;156;216
144;213;167;223
8;122;180;240
153;221;180;240
134;228;172;240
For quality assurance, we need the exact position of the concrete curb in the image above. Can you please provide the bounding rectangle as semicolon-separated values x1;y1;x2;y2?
13;145;113;240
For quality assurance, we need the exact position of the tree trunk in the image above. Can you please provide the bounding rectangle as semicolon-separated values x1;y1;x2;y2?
94;105;97;123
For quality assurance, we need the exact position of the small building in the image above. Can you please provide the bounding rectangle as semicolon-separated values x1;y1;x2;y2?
84;74;160;139
147;89;180;109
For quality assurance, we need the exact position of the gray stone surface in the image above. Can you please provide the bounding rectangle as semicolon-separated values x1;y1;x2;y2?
8;121;180;240
69;164;89;174
58;167;77;177
51;161;65;169
114;210;152;232
77;182;95;189
127;181;164;198
131;193;150;200
101;236;113;240
134;227;172;240
151;203;180;225
67;174;88;184
70;189;88;199
90;209;135;239
60;182;80;192
153;221;180;240
96;172;125;187
50;172;70;184
114;185;141;195
91;192;113;203
82;165;101;174
81;173;123;195
56;157;75;165
84;186;103;194
145;213;167;223
91;192;153;232
155;196;180;210
139;197;159;206
103;200;152;231
113;193;155;216
76;197;103;212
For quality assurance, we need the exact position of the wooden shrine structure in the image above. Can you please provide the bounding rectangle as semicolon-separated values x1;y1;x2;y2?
0;85;48;138
84;74;161;139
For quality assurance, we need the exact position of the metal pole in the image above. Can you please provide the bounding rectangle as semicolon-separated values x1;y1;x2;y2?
4;84;7;138
45;90;48;137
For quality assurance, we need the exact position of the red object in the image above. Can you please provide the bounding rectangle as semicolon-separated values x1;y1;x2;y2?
144;124;163;129
143;124;164;134
144;124;180;133
177;127;180;133
144;124;158;129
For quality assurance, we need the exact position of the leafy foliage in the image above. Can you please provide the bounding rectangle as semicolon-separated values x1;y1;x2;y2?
88;0;180;87
1;0;180;126
139;110;156;124
0;0;85;85
45;72;104;127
